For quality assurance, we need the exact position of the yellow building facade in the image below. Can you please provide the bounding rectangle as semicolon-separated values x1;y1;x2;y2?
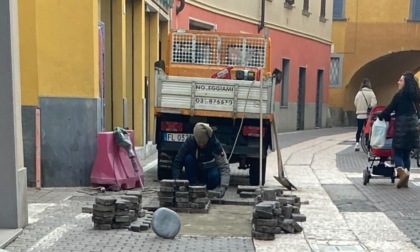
330;0;420;125
18;0;171;186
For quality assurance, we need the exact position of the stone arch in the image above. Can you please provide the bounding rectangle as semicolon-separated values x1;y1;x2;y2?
345;50;420;112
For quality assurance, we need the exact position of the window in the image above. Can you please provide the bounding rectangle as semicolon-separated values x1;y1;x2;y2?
281;59;290;107
329;54;343;87
302;0;310;16
333;0;345;19
320;0;327;21
411;0;420;21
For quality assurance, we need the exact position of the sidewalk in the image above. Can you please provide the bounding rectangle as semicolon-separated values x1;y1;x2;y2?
3;128;420;251
255;131;420;252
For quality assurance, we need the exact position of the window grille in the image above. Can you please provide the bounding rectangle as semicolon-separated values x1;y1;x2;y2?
329;57;341;86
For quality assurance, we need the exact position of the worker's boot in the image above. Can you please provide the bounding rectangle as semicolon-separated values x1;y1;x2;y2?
396;167;409;189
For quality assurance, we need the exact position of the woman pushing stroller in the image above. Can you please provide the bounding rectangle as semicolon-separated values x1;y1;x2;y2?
378;72;420;188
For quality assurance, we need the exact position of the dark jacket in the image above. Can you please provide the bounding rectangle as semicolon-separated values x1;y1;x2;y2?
381;91;419;150
172;134;230;187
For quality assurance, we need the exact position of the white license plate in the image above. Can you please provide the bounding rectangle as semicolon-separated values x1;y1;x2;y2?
163;133;192;142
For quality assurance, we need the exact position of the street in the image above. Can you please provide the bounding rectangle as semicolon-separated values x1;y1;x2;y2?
4;127;420;252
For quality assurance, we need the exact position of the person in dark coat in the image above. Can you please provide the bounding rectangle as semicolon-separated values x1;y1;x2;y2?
378;72;420;188
172;122;230;198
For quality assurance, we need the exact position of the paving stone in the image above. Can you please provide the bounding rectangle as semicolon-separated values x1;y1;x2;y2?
175;192;189;198
121;195;140;203
190;192;208;198
279;219;296;233
276;197;295;205
111;222;130;229
252;230;275;240
254;209;273;219
159;197;174;203
92;216;113;224
192;198;209;204
179;186;188;191
281;205;293;219
115;210;129;216
151;207;181;239
254;225;282;234
160;186;175;192
291;213;306;222
95;196;117;206
261;188;277;201
115;199;129;210
81;206;93;214
129;222;141;232
291;221;303;233
176;203;189;208
174;180;190;186
292;206;300;214
93;223;112;230
160;179;176;187
189;185;207;192
158;191;175;197
175;197;189;203
92;210;114;218
273;208;282;216
159;202;174;207
93;204;115;212
237;185;259;194
239;192;257;198
115;215;130;223
137;209;146;218
253;218;278;227
125;190;142;198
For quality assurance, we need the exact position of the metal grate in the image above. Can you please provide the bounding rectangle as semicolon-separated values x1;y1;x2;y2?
171;32;266;67
329;57;340;86
399;210;420;217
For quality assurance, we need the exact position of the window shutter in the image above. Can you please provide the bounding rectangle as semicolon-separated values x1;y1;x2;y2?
333;0;344;19
412;0;420;20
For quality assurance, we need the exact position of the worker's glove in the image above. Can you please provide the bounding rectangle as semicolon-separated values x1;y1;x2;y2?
213;185;227;198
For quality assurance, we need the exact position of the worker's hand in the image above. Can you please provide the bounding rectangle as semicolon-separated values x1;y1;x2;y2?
377;113;384;121
213;185;227;198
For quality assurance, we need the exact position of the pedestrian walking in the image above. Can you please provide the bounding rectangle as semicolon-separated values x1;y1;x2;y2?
354;78;377;151
378;72;420;188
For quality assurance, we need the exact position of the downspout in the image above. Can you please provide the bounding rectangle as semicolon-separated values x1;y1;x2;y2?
258;0;265;33
176;0;185;15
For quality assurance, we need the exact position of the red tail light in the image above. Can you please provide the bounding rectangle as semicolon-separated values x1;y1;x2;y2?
243;126;266;137
161;121;183;132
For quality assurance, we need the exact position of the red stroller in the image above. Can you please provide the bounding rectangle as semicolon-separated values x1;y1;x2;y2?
363;106;396;185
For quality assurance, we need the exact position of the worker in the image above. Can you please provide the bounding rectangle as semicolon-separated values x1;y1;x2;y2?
171;122;230;198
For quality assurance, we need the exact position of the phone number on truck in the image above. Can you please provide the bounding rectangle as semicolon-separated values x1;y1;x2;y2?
195;98;233;105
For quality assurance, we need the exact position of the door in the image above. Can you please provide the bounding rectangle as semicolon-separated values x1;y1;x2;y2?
297;67;306;130
316;70;323;128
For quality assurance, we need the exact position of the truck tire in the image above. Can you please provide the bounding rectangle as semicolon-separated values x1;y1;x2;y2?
248;158;266;186
157;152;174;180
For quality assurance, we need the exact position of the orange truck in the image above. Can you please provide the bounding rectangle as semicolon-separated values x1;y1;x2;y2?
154;30;280;185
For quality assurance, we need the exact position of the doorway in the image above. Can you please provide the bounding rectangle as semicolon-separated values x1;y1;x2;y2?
316;70;323;128
297;67;306;130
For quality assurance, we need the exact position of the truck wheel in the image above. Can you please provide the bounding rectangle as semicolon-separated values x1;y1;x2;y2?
248;158;266;186
157;152;174;180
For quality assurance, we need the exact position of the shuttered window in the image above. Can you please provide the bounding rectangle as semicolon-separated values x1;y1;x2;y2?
411;0;420;20
333;0;345;19
303;0;309;12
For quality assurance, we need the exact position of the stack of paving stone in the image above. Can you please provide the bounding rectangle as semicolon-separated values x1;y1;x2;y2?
158;179;210;213
86;191;154;231
91;196;117;230
252;187;306;240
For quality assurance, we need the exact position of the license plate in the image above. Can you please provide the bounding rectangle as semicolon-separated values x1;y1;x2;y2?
163;133;192;142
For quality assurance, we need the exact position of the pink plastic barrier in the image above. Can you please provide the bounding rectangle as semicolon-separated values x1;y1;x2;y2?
90;131;144;190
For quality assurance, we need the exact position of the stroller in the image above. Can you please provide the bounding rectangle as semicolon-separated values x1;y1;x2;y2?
363;106;397;185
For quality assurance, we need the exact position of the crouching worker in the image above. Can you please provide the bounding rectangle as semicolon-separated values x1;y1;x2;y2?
172;122;230;198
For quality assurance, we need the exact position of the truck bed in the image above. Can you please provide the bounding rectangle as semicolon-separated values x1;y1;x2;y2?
155;69;275;119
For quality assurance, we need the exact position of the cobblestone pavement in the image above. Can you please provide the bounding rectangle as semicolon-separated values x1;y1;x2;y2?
8;127;420;251
336;145;420;248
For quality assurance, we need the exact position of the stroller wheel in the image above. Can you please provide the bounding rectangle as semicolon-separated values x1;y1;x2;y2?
363;169;370;185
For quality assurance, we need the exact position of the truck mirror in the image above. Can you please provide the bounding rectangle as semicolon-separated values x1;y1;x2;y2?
272;68;282;85
155;60;165;71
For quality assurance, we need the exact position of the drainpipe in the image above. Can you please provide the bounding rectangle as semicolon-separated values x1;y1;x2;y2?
258;0;265;33
176;0;185;15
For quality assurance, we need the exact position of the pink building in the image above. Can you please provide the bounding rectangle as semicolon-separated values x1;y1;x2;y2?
171;0;333;131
